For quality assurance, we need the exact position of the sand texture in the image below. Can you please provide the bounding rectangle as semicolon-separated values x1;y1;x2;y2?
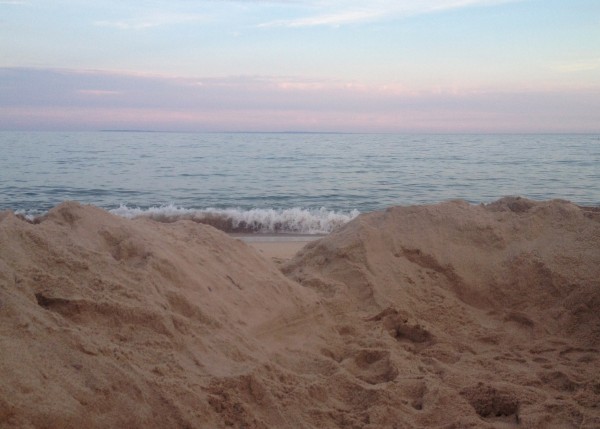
1;198;599;428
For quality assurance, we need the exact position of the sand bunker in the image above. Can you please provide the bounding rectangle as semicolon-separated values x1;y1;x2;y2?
1;198;599;428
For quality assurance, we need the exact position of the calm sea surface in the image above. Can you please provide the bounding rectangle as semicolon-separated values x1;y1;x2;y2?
1;132;598;232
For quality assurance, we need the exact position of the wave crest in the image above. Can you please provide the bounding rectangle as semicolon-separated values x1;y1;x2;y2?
109;204;359;234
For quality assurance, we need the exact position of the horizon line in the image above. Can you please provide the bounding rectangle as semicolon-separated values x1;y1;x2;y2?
1;129;598;136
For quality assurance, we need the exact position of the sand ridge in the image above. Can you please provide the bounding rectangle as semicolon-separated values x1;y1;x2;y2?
1;198;599;428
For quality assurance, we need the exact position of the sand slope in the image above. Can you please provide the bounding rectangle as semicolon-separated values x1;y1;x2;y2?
0;202;321;428
1;198;599;428
284;197;600;428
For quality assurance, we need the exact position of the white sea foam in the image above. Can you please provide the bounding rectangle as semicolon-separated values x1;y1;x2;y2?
14;209;43;222
109;204;360;234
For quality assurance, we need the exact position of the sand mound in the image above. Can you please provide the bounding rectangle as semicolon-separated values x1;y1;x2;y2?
1;198;599;428
0;202;320;428
284;197;600;427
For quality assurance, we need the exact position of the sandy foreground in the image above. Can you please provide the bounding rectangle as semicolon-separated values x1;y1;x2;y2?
1;197;599;428
233;235;322;264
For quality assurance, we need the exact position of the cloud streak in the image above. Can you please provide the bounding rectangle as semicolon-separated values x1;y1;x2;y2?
260;9;383;28
94;12;206;30
551;58;600;73
259;0;521;27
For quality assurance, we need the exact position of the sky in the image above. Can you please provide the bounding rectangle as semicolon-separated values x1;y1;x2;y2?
1;0;599;132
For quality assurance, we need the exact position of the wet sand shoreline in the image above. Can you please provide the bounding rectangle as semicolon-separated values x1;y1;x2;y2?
232;233;323;262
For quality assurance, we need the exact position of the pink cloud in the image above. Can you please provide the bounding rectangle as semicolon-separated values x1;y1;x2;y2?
1;67;599;133
77;89;122;96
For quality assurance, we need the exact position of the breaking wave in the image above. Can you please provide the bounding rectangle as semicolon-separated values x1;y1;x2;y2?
109;204;360;234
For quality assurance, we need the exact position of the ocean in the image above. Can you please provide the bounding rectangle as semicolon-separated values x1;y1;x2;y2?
1;132;598;233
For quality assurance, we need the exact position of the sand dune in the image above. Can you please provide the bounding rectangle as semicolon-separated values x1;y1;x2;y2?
1;198;599;428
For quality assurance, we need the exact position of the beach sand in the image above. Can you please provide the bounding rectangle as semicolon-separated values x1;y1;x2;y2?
235;234;322;264
1;198;599;428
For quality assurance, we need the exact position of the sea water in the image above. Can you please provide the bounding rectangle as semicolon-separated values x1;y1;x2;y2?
1;132;598;233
